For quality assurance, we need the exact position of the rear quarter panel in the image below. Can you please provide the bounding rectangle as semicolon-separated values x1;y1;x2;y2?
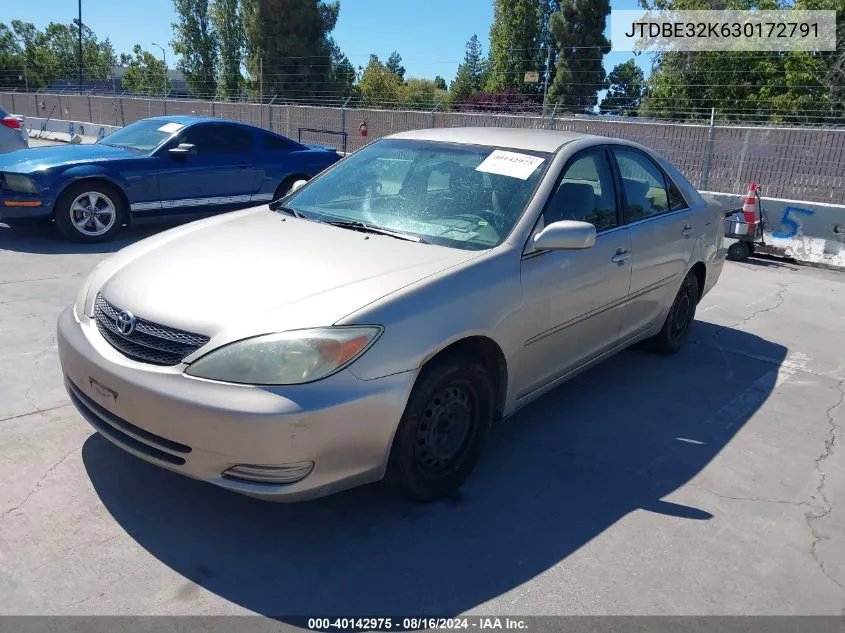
254;149;340;196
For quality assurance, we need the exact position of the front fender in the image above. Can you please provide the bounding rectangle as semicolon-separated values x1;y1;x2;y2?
58;164;129;193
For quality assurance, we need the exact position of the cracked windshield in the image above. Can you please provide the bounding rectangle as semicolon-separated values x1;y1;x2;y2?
285;139;551;250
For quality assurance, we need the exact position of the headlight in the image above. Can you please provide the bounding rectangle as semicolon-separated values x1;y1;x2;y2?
2;173;39;194
74;276;92;320
74;260;105;319
184;327;383;385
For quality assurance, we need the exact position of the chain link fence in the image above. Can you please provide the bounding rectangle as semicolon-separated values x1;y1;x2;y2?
2;91;843;204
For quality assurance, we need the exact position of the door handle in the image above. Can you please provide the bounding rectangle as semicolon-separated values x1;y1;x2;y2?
682;224;694;237
612;249;631;264
236;162;250;169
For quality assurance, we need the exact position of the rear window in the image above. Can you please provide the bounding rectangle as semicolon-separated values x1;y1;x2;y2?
263;133;298;151
0;106;10;118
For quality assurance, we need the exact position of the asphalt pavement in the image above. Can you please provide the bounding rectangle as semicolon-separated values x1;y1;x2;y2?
0;223;843;620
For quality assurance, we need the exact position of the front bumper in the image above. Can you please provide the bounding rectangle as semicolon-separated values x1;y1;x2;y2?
0;193;51;223
57;306;417;501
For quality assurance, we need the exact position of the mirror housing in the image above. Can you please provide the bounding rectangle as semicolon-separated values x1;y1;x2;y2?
168;143;197;157
290;179;308;193
533;220;596;251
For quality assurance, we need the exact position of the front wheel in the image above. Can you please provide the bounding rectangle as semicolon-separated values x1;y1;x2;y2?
386;353;495;502
642;272;699;354
54;182;127;242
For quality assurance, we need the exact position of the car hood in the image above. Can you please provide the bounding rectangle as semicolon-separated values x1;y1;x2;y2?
93;208;480;344
0;143;137;173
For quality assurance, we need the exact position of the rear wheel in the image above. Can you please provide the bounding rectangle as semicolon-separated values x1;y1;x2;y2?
55;181;126;242
273;175;309;201
386;353;495;502
642;272;699;354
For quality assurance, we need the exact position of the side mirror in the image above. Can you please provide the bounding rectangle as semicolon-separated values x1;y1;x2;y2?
290;179;308;193
168;143;197;157
533;220;596;251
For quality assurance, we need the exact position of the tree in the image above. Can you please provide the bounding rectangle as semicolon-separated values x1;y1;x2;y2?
637;0;844;123
386;51;405;81
327;38;356;99
599;60;644;115
358;55;401;106
211;0;245;100
433;75;447;91
243;0;339;101
398;78;439;110
450;34;486;102
0;20;114;89
486;0;540;92
44;21;115;85
120;44;170;94
548;0;611;112
171;0;218;97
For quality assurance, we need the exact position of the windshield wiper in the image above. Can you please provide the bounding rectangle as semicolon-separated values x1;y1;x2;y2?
322;220;427;243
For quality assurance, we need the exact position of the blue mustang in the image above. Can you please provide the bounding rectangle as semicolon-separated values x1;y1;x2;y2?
0;116;341;242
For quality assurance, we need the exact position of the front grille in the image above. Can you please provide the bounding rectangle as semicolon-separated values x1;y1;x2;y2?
94;294;210;366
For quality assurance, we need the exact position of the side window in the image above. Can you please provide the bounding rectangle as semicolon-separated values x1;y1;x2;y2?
614;149;670;221
544;151;618;232
182;124;252;155
666;178;688;211
263;133;297;151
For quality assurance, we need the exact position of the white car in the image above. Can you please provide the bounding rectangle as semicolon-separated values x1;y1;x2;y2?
0;106;28;153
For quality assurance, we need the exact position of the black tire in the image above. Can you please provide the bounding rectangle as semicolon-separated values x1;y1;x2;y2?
273;175;309;201
642;272;700;354
727;241;750;261
55;181;127;242
386;353;495;502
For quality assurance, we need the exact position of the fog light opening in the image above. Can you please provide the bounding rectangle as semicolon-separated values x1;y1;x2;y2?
223;462;314;485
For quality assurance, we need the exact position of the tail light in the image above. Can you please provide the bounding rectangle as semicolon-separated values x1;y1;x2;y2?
1;116;22;130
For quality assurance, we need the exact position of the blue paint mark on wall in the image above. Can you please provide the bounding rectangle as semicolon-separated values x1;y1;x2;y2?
771;206;815;239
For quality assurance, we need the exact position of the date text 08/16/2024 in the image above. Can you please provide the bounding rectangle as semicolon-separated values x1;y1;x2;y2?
307;617;529;630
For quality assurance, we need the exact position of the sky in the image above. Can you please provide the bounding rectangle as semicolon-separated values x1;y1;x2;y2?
6;0;650;83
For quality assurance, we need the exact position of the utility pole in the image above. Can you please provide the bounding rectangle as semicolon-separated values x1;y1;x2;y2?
77;0;83;93
152;42;167;100
541;45;552;115
259;57;264;105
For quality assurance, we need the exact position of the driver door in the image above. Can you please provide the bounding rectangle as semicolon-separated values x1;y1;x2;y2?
516;148;632;399
155;123;260;217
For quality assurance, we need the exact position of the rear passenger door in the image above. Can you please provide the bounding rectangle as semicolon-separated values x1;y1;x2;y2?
612;147;697;341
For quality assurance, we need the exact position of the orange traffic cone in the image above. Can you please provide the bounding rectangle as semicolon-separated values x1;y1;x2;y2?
742;183;759;224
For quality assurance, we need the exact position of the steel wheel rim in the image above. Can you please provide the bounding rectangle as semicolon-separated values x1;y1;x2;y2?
670;280;694;341
70;191;116;237
414;382;476;480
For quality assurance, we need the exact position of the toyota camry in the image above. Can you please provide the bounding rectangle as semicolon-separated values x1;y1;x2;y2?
57;127;726;502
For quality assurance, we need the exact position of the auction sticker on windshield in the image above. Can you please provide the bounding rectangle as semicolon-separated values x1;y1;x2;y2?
158;122;185;134
476;150;545;180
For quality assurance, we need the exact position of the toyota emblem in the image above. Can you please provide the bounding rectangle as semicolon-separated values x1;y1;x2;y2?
115;310;136;336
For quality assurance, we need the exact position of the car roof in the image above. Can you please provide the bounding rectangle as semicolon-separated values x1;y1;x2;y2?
143;115;272;131
387;127;603;153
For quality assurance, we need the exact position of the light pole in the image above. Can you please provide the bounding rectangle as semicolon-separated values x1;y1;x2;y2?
152;42;167;99
75;0;82;93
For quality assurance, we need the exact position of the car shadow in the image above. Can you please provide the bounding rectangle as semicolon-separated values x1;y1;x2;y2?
0;223;167;255
82;320;787;620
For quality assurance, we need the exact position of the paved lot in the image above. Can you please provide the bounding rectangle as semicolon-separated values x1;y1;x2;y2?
0;223;843;620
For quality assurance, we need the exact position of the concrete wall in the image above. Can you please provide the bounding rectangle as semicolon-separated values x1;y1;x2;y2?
22;115;119;142
703;191;845;269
